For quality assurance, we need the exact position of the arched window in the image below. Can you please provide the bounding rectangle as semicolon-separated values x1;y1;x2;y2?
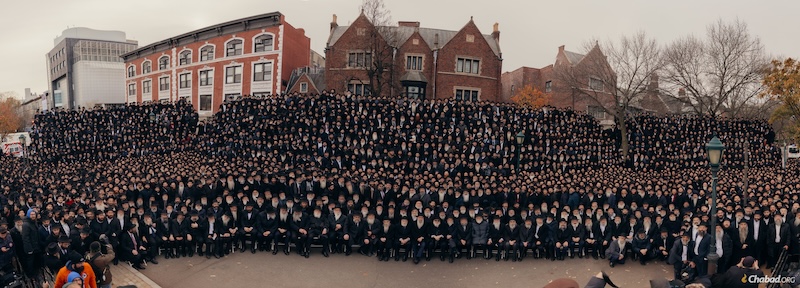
226;39;243;57
254;34;274;52
200;45;214;61
142;60;151;74
127;65;135;77
158;56;170;70
179;50;192;66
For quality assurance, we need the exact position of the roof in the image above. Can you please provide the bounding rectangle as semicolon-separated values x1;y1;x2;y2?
327;24;500;57
564;50;586;65
122;12;283;59
400;71;428;83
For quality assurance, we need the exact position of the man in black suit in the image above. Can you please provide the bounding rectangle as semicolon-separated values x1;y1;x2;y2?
668;234;696;280
203;213;223;258
290;210;310;258
503;219;521;262
692;224;711;277
256;209;277;253
652;228;674;262
343;213;365;256
274;206;293;255
120;223;146;270
394;217;413;261
376;218;395;261
410;214;428;264
308;208;330;257
749;211;767;264
605;234;627;267
593;217;612;259
238;203;258;253
531;217;550;259
328;206;348;254
767;213;790;269
713;256;764;288
449;217;472;262
427;217;448;261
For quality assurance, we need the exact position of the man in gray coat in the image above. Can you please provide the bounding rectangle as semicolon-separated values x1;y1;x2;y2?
605;234;627;267
471;214;489;259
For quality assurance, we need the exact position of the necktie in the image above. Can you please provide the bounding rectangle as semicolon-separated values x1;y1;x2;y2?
130;233;137;247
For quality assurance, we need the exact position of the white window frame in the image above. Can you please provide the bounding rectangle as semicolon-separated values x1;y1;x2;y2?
158;76;170;91
456;57;481;74
300;82;308;93
347;81;371;96
199;94;213;112
347;51;372;68
225;38;244;57
142;60;152;74
225;65;243;84
179;49;192;66
589;77;604;91
179;73;192;89
253;33;275;53
199;70;214;87
127;83;136;96
406;54;423;71
545;81;552;93
142;80;152;93
200;44;215;62
454;87;480;102
252;62;273;82
127;65;136;78
158;55;170;70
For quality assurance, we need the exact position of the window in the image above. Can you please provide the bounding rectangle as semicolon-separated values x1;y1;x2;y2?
200;46;214;61
253;63;272;82
347;83;371;96
53;91;63;106
406;55;423;71
179;50;192;66
348;52;372;68
142;61;151;74
300;82;308;93
226;40;243;57
356;28;366;36
254;34;274;52
466;34;475;43
456;58;480;74
158;56;170;70
455;89;479;102
179;73;191;89
588;105;606;119
142;80;151;93
589;77;604;91
225;66;242;84
199;94;212;111
128;84;136;95
224;93;240;103
159;77;169;91
199;70;213;86
127;66;135;77
545;81;552;93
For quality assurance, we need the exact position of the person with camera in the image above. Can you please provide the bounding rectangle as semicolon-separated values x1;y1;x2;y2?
85;234;115;288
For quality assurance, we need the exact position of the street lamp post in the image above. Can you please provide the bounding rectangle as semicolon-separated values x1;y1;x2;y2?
515;131;525;173
705;136;725;275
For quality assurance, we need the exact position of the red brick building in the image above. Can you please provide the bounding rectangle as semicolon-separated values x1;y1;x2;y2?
502;45;671;120
325;13;502;102
121;12;310;115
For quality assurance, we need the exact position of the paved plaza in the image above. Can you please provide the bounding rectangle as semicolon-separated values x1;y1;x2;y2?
139;252;675;288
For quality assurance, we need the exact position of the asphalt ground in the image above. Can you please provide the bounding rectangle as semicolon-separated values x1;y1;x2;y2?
141;250;675;288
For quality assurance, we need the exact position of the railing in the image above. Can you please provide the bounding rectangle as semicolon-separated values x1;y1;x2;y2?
766;249;792;288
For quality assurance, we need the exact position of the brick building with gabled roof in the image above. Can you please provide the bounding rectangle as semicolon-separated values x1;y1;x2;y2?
325;13;502;102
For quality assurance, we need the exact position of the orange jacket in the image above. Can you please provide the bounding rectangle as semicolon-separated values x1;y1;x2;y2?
53;263;97;288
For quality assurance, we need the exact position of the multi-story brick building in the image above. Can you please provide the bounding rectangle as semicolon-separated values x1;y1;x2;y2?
502;45;671;121
325;13;502;102
121;12;310;115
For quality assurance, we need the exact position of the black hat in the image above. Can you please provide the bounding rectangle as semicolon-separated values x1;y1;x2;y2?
124;222;136;231
189;211;199;217
0;226;7;234
58;235;71;243
637;229;646;234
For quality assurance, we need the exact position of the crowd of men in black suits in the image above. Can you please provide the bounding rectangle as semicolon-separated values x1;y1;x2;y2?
0;92;796;285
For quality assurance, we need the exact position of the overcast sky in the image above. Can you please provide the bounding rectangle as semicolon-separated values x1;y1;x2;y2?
1;0;798;98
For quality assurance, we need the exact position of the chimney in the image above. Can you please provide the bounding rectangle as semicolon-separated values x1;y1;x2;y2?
398;21;420;28
558;45;565;53
648;74;659;91
491;22;500;42
434;33;439;49
330;14;338;30
678;88;686;97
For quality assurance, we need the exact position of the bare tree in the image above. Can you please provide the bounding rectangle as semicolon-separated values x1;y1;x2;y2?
556;32;663;160
661;19;768;117
358;0;397;97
